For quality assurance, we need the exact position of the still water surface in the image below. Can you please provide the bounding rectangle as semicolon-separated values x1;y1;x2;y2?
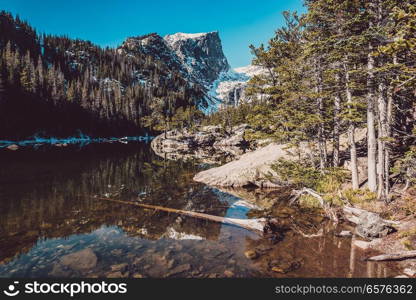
0;142;400;278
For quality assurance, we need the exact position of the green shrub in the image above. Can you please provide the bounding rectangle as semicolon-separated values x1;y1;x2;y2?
271;159;347;193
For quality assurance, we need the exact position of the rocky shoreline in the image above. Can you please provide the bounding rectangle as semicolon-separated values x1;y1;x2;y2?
150;124;252;164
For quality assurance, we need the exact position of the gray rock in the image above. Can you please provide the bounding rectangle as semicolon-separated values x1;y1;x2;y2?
356;212;395;239
166;263;191;277
106;271;127;278
60;248;97;271
49;263;72;277
110;263;128;272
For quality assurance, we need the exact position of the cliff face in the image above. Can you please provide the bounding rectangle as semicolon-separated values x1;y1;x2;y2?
164;31;230;86
117;32;268;112
117;31;231;88
116;31;239;112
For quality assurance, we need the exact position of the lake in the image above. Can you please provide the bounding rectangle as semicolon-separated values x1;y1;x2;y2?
0;142;400;278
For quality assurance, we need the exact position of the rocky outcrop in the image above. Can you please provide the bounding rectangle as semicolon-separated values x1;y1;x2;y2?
193;143;306;188
151;124;250;163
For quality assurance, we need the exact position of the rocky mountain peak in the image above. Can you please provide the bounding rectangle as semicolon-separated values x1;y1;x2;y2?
117;33;185;73
164;31;230;86
116;31;255;112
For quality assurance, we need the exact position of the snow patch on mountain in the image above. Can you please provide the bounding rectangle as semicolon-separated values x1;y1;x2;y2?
164;32;215;42
234;65;265;77
202;65;266;113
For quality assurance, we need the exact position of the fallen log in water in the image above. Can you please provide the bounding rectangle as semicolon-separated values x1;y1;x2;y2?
367;250;416;261
96;197;267;234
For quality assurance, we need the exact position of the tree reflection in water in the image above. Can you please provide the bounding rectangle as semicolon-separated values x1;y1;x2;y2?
0;143;401;278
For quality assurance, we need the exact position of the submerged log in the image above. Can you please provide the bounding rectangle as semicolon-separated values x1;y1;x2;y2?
97;197;267;234
367;251;416;261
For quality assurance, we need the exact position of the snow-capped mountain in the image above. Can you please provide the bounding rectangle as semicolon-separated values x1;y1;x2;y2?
116;31;263;113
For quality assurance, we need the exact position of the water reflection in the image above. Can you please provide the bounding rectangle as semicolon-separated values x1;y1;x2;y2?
0;143;401;278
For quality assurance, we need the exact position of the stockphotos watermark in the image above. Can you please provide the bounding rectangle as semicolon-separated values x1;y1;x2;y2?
2;280;127;297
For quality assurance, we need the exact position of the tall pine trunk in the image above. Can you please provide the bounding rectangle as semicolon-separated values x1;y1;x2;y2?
315;59;327;170
366;16;378;193
344;62;359;190
377;78;387;199
384;54;397;196
376;0;388;199
333;72;341;167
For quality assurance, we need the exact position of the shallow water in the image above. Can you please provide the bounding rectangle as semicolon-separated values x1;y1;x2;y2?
0;143;400;278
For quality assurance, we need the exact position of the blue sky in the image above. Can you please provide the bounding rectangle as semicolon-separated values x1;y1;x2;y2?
0;0;305;67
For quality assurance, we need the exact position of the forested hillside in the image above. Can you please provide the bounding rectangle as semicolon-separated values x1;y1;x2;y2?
205;0;415;199
0;11;205;139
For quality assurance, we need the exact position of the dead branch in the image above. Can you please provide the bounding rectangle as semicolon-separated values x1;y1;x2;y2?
290;188;339;223
367;250;416;261
291;224;324;238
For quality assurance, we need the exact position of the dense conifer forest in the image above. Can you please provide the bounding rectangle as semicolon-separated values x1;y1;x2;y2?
0;11;204;139
205;0;416;199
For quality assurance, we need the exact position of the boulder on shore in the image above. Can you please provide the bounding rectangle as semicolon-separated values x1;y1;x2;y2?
193;143;309;188
355;211;395;239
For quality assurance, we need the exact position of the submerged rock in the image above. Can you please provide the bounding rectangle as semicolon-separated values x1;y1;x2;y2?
49;263;72;277
106;271;127;278
244;250;259;260
166;264;191;277
59;248;97;271
269;259;302;274
110;263;128;272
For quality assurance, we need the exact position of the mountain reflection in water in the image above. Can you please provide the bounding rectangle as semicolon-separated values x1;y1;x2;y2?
0;143;401;278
